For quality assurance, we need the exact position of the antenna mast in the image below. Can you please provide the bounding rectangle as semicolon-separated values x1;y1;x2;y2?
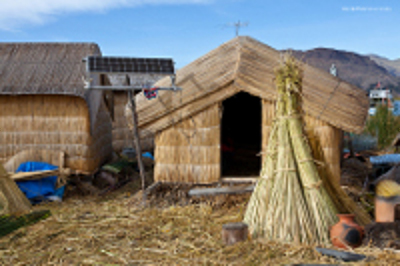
230;20;248;36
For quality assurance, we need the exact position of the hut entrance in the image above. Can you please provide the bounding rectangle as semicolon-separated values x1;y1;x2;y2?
221;92;261;177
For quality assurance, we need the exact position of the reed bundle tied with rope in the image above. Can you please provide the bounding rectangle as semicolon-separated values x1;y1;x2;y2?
244;55;339;245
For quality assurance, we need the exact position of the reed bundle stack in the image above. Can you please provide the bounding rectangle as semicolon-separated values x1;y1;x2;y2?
0;163;31;216
244;56;370;245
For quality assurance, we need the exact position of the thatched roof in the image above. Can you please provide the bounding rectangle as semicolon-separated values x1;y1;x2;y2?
0;42;104;130
136;36;369;134
0;42;100;96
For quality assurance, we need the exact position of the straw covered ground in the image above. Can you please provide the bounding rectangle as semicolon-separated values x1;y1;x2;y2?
1;173;400;265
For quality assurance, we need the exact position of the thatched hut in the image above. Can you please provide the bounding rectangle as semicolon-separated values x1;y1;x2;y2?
132;36;369;184
0;43;113;173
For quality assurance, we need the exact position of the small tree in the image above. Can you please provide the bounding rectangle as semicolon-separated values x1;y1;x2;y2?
366;104;400;148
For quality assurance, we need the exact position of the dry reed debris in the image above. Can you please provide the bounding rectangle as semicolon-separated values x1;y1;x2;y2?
0;185;397;265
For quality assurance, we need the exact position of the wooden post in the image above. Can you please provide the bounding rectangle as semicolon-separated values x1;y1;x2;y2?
221;222;248;245
128;90;147;206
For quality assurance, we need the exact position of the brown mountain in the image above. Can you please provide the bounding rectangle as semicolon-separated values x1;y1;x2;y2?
287;48;400;92
368;54;400;77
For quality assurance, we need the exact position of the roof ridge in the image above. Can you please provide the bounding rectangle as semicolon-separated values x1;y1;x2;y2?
232;37;244;87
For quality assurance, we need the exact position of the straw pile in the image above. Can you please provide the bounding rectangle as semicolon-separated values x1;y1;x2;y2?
0;195;333;265
0;179;398;265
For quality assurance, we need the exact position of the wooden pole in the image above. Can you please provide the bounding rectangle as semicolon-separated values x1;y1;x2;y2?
128;90;147;206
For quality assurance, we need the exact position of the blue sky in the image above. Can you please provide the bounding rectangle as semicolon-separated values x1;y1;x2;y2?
0;0;398;68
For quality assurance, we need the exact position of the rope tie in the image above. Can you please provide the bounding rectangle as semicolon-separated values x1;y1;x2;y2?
297;158;325;166
303;180;323;190
277;114;301;120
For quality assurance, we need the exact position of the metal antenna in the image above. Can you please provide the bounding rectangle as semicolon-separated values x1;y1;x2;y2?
226;20;248;36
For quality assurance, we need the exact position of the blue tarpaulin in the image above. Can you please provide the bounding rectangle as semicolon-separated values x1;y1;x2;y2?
142;152;154;160
370;154;400;165
15;162;62;202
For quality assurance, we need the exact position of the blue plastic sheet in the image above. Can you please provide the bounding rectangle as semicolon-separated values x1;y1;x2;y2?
370;154;400;165
142;152;154;160
15;162;63;202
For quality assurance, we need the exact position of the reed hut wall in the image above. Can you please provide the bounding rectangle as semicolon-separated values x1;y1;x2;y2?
112;91;154;153
154;104;220;183
112;92;132;152
0;95;112;172
303;116;343;185
153;96;343;184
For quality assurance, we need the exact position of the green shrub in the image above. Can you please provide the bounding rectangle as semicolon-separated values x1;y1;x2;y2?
365;104;400;148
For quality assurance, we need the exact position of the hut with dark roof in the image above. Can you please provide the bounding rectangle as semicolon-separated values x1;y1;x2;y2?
132;36;369;184
0;43;112;172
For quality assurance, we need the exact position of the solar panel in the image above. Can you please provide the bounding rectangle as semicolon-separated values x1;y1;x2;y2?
86;56;175;75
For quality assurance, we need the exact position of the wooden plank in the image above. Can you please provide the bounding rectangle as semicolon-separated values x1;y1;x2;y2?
10;170;60;181
188;185;254;197
221;177;258;183
9;168;74;181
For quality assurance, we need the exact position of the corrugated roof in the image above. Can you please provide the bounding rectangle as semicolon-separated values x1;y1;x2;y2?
136;36;369;134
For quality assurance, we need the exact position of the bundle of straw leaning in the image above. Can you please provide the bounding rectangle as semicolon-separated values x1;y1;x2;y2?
0;163;31;215
244;55;339;245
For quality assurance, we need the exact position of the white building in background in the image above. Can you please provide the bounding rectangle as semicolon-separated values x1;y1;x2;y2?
368;88;394;116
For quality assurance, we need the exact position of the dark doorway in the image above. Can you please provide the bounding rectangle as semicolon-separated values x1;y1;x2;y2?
221;92;262;176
